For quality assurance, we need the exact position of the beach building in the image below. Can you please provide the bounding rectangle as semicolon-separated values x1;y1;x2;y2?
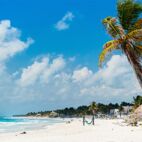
110;109;119;117
122;106;133;115
49;111;59;118
36;113;41;117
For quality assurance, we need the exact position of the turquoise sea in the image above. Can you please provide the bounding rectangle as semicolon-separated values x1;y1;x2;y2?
0;117;63;133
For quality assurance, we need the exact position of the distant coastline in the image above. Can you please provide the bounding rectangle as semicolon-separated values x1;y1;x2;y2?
13;99;134;119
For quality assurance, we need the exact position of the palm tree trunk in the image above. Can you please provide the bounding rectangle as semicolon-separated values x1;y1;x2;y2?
123;43;142;88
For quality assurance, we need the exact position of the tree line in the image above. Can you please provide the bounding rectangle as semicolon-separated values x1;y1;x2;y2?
25;95;142;117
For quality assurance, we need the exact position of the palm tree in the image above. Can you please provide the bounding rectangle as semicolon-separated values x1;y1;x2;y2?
119;104;124;117
99;0;142;87
89;102;98;125
133;95;142;109
89;102;98;115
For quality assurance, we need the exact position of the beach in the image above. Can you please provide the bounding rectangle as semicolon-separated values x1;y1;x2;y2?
0;118;142;142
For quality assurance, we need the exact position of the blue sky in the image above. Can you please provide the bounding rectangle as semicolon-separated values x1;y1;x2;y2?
0;0;141;115
0;0;117;71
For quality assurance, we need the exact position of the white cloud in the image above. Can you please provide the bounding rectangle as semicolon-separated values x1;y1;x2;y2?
40;56;65;83
0;54;142;115
0;20;33;63
95;55;132;87
19;58;49;87
19;56;65;86
55;12;74;31
17;55;141;106
72;67;93;82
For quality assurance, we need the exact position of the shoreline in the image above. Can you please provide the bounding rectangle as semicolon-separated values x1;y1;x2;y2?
0;117;66;134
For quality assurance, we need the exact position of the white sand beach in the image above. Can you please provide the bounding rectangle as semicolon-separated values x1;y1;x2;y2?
0;118;142;142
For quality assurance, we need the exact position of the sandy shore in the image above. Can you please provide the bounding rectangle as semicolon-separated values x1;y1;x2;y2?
0;118;142;142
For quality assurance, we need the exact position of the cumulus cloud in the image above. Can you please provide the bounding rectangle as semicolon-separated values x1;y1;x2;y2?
0;54;142;115
0;20;33;64
55;12;74;31
19;58;49;87
72;67;93;82
19;56;65;86
80;55;141;102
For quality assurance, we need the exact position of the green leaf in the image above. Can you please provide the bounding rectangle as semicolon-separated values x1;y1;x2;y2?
117;0;142;32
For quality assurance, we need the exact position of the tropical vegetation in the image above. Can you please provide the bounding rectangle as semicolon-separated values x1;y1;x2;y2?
23;100;134;117
133;95;142;109
89;102;98;115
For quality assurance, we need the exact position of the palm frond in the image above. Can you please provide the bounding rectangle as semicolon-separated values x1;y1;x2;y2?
127;29;142;41
126;29;142;55
133;19;142;30
99;40;121;67
117;0;142;32
102;17;125;38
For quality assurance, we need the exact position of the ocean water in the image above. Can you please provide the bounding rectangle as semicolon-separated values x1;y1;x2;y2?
0;117;63;133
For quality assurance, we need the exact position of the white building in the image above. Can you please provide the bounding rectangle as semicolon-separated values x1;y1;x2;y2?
122;106;133;115
110;109;119;117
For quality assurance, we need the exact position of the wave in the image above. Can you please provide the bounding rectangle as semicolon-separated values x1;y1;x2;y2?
0;117;64;133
